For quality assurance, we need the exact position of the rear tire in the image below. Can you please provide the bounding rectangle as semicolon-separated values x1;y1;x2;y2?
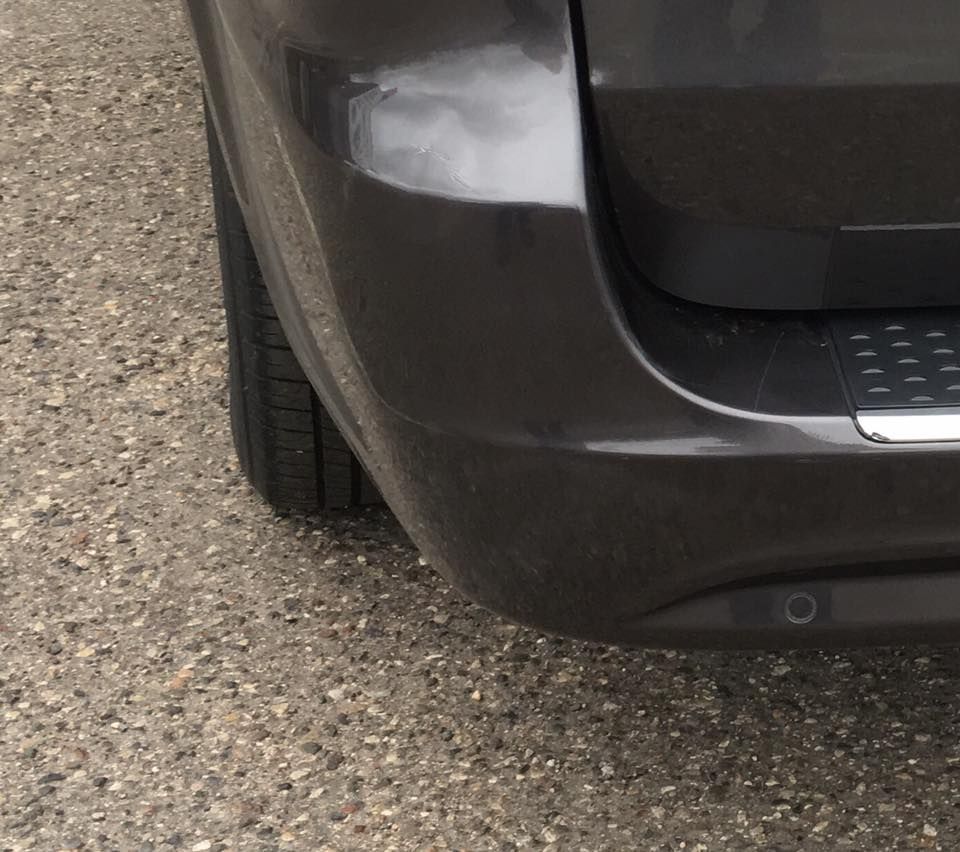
206;110;378;511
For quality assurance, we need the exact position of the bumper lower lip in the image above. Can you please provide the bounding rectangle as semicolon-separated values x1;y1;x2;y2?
633;569;960;650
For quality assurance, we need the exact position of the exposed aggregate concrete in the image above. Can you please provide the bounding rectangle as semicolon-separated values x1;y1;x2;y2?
3;0;960;849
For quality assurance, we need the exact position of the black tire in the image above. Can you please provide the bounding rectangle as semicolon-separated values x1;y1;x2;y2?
206;110;379;511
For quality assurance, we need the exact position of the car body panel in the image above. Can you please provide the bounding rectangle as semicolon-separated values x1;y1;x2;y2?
184;0;960;647
580;0;960;308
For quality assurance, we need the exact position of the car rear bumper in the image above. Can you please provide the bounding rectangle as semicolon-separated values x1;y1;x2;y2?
188;0;960;647
378;409;960;647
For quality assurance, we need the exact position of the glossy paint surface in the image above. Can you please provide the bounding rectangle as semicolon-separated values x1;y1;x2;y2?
580;0;960;308
582;0;960;226
584;1;960;90
185;0;960;646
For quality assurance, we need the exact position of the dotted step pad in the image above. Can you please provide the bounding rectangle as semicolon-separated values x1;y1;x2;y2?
830;312;960;409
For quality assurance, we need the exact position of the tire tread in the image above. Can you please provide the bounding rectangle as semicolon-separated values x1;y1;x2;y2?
206;107;379;511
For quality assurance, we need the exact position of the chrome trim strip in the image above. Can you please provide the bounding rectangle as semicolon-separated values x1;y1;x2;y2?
857;408;960;443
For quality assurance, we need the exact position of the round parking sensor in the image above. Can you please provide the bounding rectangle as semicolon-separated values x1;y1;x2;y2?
784;592;818;625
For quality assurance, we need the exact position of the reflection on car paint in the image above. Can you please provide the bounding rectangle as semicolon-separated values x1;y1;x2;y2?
281;23;583;206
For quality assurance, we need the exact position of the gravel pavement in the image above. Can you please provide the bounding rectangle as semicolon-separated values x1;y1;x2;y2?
4;1;960;850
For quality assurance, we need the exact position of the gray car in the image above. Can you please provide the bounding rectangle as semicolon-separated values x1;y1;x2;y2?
185;0;960;647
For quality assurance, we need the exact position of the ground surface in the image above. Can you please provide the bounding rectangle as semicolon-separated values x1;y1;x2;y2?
2;1;960;850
